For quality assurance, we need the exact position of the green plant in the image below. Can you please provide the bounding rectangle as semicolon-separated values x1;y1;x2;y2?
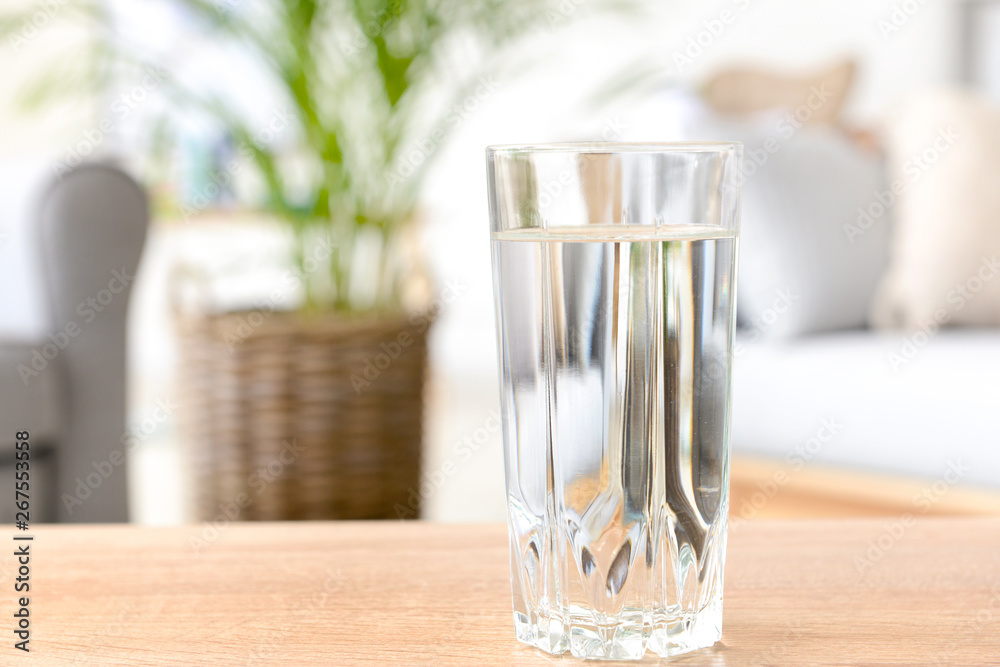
2;0;636;312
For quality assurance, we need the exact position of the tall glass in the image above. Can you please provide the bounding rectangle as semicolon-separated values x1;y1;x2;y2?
486;143;742;660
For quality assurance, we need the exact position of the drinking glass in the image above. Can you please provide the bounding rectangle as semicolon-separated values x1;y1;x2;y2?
486;143;742;660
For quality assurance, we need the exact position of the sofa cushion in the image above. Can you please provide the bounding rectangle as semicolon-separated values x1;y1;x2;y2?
685;110;891;337
0;341;62;451
0;454;55;523
731;329;1000;487
872;88;1000;328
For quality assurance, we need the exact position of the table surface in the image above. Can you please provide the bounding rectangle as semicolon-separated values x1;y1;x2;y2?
4;518;999;665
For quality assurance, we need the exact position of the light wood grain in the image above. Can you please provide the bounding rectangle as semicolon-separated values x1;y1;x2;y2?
3;520;999;665
730;456;1000;520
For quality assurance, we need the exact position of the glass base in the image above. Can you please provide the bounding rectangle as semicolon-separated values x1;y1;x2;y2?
513;598;723;660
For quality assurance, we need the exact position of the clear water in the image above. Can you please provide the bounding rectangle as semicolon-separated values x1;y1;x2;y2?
491;225;737;660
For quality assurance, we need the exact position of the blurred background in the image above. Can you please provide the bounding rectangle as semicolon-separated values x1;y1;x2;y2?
2;0;1000;525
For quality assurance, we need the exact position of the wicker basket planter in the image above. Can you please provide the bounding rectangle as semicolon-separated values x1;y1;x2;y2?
177;310;429;521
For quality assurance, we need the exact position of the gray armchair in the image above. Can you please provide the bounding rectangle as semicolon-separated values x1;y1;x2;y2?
0;162;148;523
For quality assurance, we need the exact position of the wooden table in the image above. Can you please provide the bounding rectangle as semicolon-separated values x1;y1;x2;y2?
4;519;999;665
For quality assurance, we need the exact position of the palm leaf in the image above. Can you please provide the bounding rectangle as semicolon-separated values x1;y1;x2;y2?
1;0;648;312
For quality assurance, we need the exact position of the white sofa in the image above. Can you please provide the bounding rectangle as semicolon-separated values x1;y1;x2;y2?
669;96;1000;490
732;330;1000;487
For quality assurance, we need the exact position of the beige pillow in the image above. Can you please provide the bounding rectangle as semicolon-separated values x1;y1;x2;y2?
700;60;856;126
872;89;1000;329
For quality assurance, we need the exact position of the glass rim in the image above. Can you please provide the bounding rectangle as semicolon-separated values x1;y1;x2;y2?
486;141;742;156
